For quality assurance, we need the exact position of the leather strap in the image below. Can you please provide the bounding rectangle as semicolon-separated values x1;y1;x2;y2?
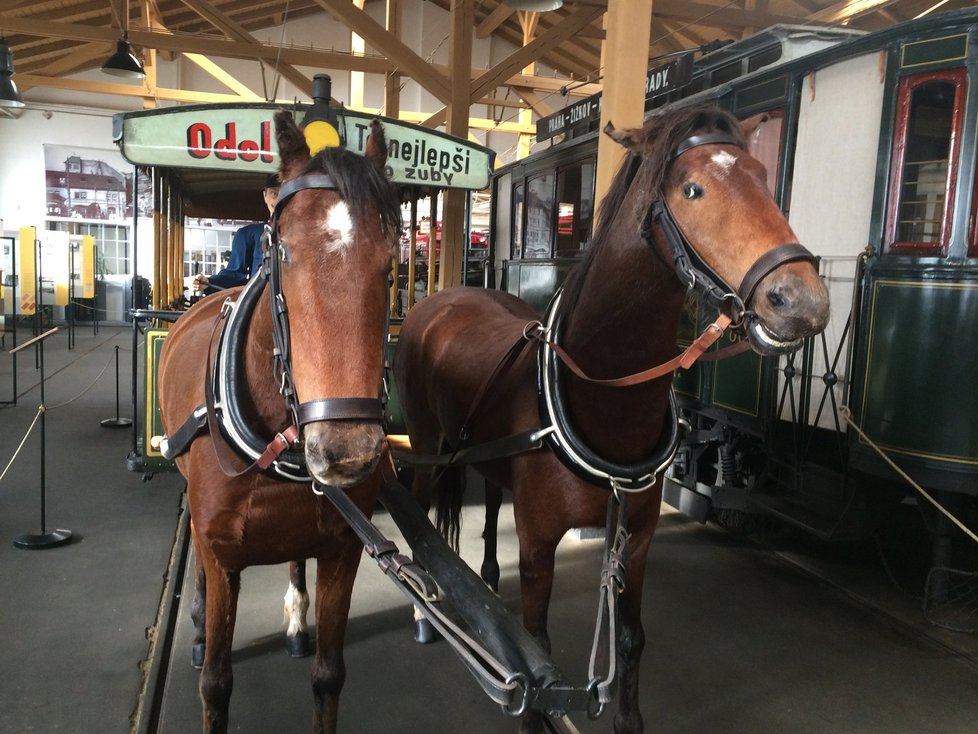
295;397;385;426
161;405;208;460
737;242;817;304
536;313;732;387
392;428;546;468
256;425;301;470
673;132;741;158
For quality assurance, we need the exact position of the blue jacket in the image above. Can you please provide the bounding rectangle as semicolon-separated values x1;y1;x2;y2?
205;222;266;292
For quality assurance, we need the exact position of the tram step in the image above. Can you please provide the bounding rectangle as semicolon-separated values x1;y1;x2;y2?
750;462;869;541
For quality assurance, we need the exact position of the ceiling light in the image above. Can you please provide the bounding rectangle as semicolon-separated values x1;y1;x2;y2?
503;0;564;11
102;33;145;79
0;38;25;108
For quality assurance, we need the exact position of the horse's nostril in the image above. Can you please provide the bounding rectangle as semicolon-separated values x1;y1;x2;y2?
767;284;788;309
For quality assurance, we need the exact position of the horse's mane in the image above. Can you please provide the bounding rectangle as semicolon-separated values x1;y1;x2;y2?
301;147;403;245
559;105;745;309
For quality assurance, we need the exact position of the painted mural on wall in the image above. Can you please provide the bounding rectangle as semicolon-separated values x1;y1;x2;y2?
43;144;149;222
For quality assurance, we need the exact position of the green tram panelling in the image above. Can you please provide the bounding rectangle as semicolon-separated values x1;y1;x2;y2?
860;278;978;465
674;293;702;400
711;337;763;417
504;259;579;315
672;292;761;416
900;33;969;70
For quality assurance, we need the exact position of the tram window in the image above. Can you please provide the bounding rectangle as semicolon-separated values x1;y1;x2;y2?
554;159;595;256
47;221;130;275
743;110;783;196
512;182;525;259
524;173;555;259
886;70;966;256
711;61;743;87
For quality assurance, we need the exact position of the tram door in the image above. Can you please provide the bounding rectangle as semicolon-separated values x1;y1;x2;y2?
780;52;886;443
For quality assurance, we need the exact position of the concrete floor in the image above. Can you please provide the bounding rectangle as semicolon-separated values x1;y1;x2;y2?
1;323;976;733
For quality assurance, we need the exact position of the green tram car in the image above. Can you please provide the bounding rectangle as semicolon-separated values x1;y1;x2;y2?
489;10;978;563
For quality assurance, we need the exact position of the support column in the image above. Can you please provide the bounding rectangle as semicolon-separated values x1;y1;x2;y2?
595;0;654;206
439;0;473;290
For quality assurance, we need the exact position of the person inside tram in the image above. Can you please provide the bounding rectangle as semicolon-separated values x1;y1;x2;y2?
192;173;280;295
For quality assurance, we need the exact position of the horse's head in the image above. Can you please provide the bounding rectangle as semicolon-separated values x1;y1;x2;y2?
272;110;401;486
607;106;829;355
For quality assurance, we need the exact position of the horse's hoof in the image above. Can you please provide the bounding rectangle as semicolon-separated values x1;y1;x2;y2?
286;631;312;658
414;618;438;644
191;643;205;670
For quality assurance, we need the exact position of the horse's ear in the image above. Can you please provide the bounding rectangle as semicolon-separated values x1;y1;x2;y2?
739;112;770;139
603;121;644;154
274;110;310;179
364;119;388;171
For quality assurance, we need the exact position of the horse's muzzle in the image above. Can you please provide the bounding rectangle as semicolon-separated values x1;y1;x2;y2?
747;267;830;355
303;422;386;487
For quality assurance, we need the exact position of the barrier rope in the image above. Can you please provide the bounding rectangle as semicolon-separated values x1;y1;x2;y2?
0;407;42;484
0;346;127;486
839;406;978;545
46;352;115;410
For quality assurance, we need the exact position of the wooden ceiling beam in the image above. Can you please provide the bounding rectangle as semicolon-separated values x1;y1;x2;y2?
511;86;554;118
183;53;263;99
806;0;902;23
471;5;604;100
0;15;391;74
476;3;514;39
174;0;312;96
309;0;451;102
654;1;808;30
15;72;261;104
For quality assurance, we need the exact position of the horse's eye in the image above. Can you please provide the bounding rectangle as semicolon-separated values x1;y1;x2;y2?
683;182;704;200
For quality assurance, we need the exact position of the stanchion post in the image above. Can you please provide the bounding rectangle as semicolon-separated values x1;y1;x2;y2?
101;344;132;428
12;327;72;550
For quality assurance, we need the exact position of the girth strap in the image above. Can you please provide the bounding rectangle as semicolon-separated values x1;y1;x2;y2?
160;405;208;460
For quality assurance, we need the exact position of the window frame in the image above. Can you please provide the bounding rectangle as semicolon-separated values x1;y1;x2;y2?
884;68;967;257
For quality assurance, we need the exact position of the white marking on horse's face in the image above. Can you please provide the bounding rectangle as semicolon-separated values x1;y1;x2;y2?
321;200;354;252
710;150;738;176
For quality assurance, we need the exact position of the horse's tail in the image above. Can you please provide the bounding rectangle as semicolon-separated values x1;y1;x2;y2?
432;448;466;553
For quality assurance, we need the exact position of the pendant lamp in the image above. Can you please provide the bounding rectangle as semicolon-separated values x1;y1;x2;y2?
0;38;25;108
503;0;563;10
102;33;145;79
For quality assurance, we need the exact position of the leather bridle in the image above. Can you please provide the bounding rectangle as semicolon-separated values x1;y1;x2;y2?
265;174;386;433
641;131;817;324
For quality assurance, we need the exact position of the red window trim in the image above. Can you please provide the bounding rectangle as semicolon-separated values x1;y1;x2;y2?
884;68;967;257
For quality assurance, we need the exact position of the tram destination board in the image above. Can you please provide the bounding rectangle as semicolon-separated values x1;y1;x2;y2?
536;52;693;142
113;104;495;190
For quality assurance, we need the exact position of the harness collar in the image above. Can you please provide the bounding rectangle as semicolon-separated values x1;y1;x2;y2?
537;289;681;493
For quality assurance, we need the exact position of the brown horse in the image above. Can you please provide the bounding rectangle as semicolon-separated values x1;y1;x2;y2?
157;110;401;734
394;106;830;733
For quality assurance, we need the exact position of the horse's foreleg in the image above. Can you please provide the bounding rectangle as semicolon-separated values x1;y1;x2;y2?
480;481;503;593
190;528;206;670
310;541;361;734
410;466;438;644
285;560;312;657
515;517;560;734
191;565;207;669
612;504;660;734
199;554;240;734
